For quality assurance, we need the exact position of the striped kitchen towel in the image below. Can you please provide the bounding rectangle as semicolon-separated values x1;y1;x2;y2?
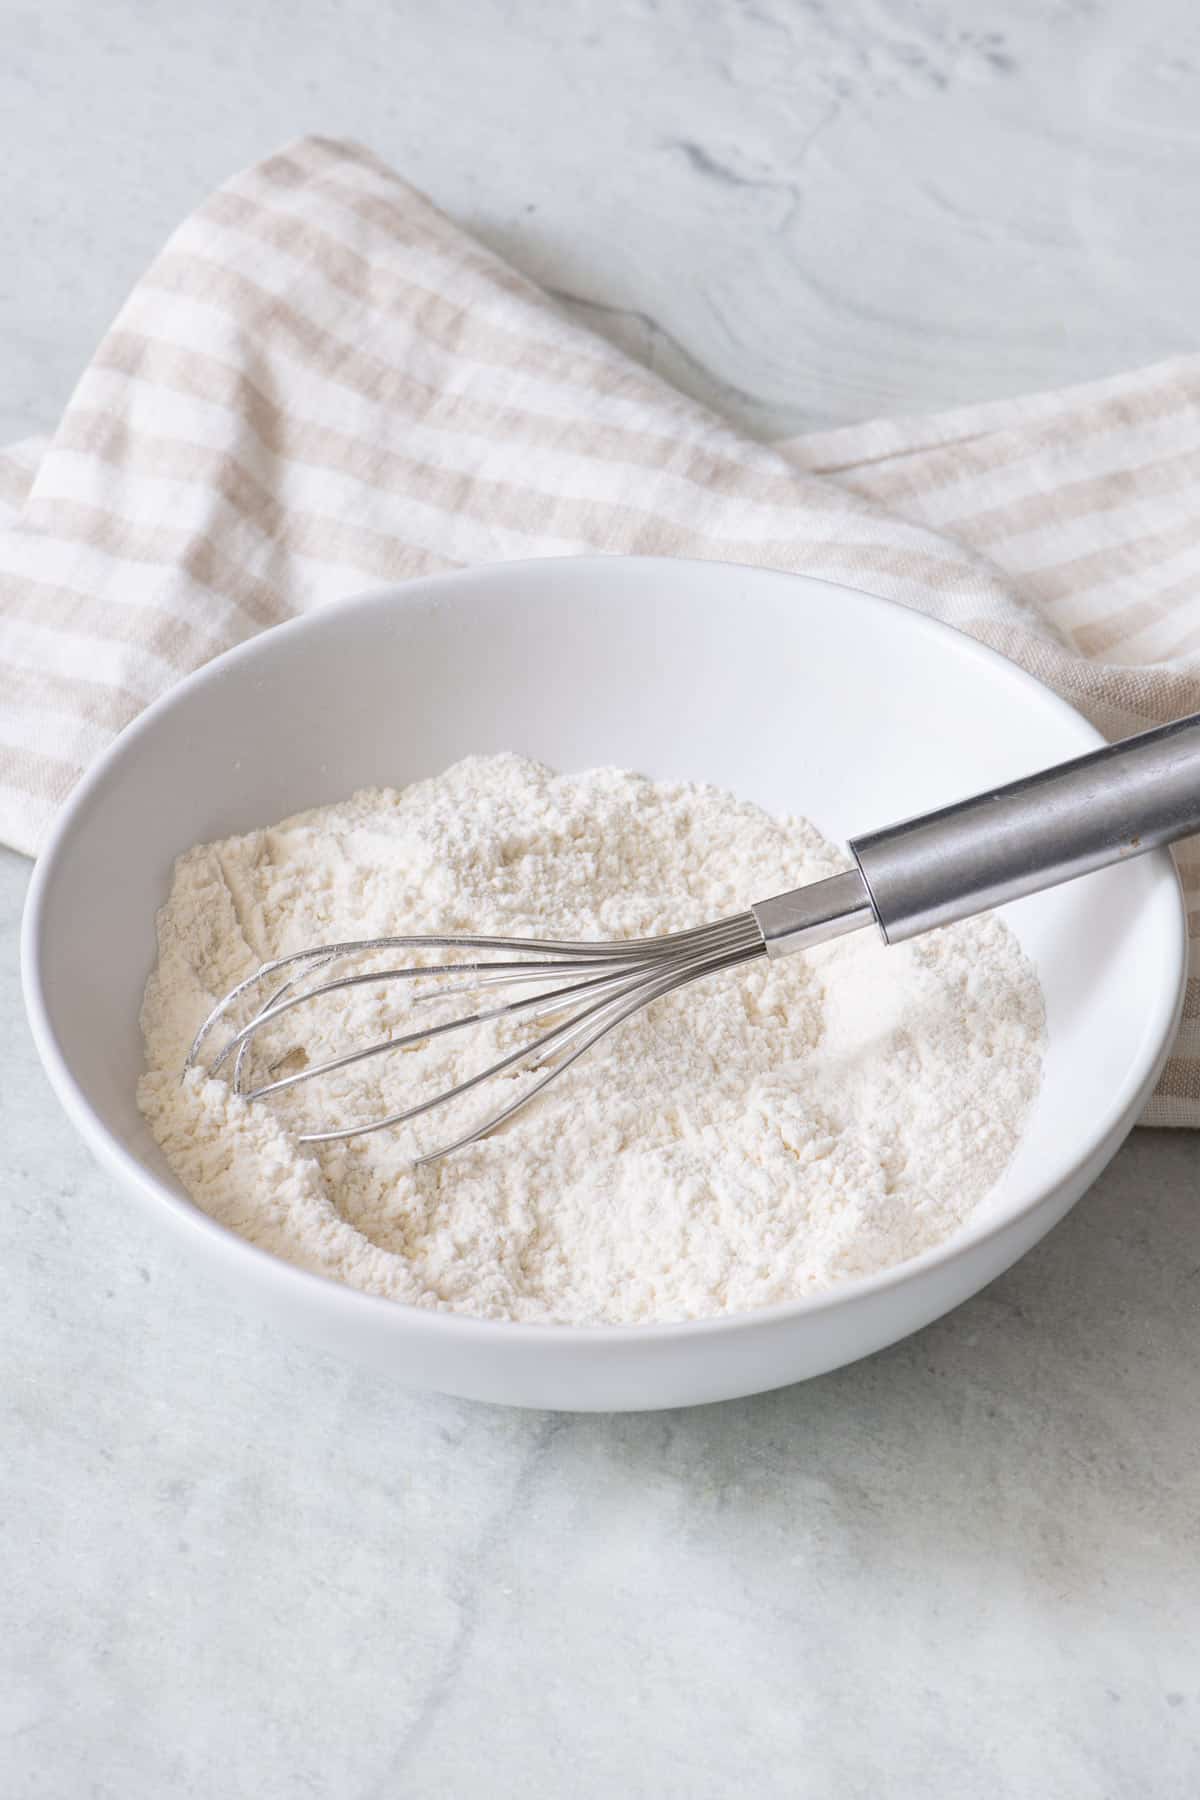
3;137;1199;1120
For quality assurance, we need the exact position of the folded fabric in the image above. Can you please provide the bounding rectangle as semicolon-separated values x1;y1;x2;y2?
2;136;1198;1119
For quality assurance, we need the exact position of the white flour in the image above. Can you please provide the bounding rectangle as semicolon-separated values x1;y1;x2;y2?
138;754;1044;1324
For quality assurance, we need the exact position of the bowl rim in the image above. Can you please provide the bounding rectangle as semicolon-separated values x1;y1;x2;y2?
20;555;1189;1346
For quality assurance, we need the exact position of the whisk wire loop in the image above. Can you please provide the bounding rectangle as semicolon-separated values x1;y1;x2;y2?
184;914;767;1162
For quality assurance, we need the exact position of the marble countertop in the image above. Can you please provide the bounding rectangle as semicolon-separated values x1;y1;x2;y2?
4;2;1199;1794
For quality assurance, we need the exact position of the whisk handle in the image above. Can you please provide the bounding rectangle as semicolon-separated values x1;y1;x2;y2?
849;711;1200;944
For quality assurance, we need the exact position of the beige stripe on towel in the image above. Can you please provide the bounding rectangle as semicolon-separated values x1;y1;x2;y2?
4;134;1200;1122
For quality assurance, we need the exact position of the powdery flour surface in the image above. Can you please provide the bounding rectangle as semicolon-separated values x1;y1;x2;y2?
138;755;1045;1325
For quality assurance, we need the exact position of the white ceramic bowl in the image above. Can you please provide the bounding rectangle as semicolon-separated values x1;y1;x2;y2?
22;558;1186;1411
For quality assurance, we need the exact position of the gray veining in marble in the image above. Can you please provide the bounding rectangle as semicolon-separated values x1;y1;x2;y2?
4;2;1200;1795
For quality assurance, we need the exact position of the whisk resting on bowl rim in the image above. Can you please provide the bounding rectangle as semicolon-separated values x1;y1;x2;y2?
186;714;1200;1162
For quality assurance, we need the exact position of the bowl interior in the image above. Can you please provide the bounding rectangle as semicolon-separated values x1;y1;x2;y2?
27;558;1184;1272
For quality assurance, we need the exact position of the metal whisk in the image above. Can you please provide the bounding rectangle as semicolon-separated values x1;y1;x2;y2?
186;714;1200;1161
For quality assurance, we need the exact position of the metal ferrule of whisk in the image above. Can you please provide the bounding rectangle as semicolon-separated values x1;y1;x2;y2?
186;713;1200;1161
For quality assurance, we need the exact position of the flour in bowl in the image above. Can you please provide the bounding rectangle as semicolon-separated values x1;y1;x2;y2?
138;754;1044;1324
